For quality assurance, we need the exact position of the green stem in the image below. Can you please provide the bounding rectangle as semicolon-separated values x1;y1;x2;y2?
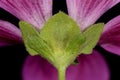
58;66;66;80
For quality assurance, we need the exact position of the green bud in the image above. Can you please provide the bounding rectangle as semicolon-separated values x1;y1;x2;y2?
19;11;104;72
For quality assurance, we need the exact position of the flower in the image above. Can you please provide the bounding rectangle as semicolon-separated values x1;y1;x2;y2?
0;0;119;80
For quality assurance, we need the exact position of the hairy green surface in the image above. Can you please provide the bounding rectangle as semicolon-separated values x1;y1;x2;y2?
19;12;104;68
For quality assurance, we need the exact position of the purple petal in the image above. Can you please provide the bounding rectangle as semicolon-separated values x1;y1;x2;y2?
22;55;58;80
0;39;13;46
99;15;120;55
66;50;109;80
0;0;53;30
66;0;120;30
22;50;109;80
0;20;22;46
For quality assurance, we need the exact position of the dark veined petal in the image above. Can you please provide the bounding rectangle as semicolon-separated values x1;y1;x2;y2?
0;0;53;29
99;15;120;55
0;20;22;46
66;0;120;30
22;50;109;80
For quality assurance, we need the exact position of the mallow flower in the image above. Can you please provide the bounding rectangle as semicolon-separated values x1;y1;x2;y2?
0;0;119;80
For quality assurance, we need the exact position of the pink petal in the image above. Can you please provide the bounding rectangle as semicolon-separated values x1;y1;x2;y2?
0;0;53;30
0;20;22;46
99;15;120;55
66;0;120;30
22;50;109;80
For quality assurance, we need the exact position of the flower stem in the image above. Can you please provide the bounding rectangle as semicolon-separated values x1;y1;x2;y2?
58;66;66;80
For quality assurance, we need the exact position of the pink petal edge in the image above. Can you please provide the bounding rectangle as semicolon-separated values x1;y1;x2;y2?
99;15;120;55
22;50;109;80
0;20;22;46
66;0;120;30
0;0;53;30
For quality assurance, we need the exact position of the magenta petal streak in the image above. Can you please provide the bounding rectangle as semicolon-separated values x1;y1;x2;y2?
99;15;120;55
0;20;22;46
66;0;120;30
0;0;53;29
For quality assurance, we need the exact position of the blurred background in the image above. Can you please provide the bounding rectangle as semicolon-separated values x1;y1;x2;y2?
0;0;120;80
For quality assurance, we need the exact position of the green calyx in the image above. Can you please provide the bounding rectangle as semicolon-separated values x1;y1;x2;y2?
19;11;104;69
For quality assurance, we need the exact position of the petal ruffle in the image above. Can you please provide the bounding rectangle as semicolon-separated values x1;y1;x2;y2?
66;0;120;30
22;50;109;80
0;0;53;29
99;15;120;55
0;20;22;46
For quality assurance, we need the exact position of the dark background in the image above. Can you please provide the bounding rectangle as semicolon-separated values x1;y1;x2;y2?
0;0;120;80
